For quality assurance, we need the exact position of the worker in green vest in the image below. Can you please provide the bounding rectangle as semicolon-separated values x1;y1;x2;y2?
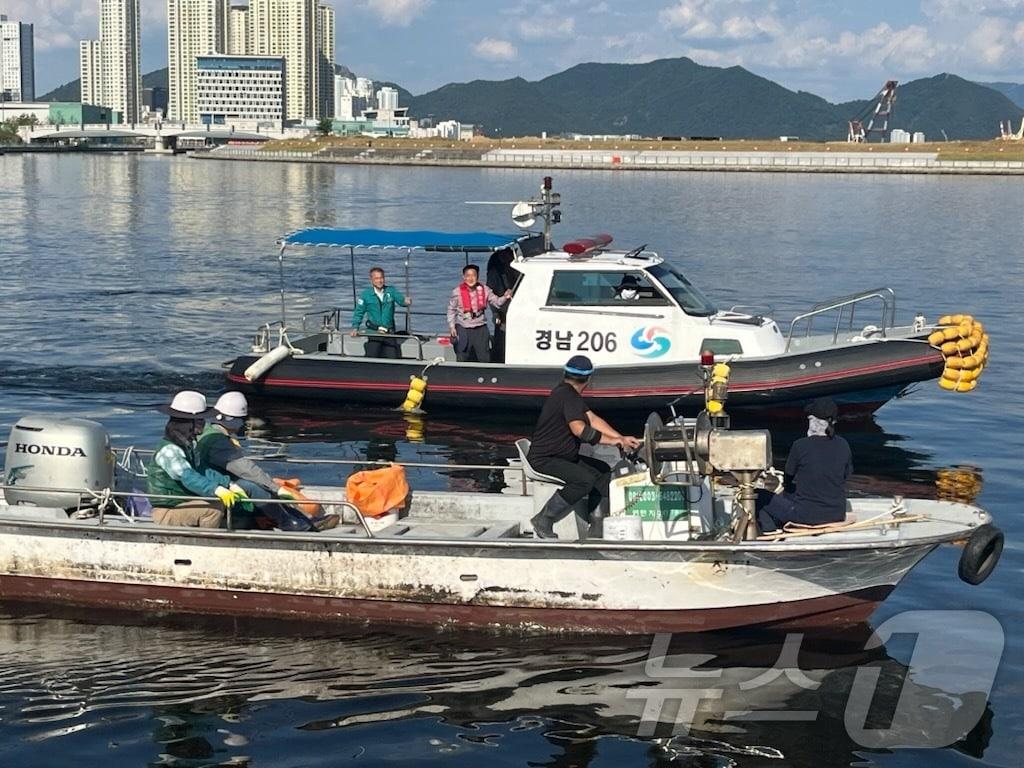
196;392;340;531
147;390;244;527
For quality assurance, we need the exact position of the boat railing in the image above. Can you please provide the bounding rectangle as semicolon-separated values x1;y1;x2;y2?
725;304;774;318
300;304;449;336
112;447;531;497
0;448;534;533
266;304;459;361
785;287;897;352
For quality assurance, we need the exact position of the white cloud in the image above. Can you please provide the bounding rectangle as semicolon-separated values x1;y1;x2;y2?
473;37;518;60
363;0;431;27
517;16;576;40
0;0;97;51
659;1;780;45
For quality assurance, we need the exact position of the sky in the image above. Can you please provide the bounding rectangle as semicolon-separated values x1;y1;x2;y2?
7;0;1024;102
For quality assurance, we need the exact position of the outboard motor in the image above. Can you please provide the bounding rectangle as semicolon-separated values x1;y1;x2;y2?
3;416;113;510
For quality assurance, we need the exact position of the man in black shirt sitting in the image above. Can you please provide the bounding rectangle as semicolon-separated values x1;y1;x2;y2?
757;396;853;533
527;355;643;539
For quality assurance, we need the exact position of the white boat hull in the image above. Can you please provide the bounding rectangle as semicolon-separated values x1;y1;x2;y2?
0;516;939;633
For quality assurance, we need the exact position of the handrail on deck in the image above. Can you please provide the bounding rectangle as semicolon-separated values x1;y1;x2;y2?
301;305;447;335
785;287;897;353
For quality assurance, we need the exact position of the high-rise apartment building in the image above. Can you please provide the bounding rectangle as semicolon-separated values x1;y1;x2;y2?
80;0;141;123
99;0;142;123
227;5;250;55
316;4;335;118
0;15;35;103
167;0;230;122
246;0;333;121
79;40;101;106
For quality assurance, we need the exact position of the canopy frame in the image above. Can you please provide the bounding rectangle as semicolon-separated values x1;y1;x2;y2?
273;229;533;332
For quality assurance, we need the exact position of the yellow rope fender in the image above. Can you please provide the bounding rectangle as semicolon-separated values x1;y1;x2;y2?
400;375;428;412
931;314;990;393
706;362;731;414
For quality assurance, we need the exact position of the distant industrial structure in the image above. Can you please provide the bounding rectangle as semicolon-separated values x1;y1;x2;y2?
0;14;35;103
999;118;1024;140
848;80;898;143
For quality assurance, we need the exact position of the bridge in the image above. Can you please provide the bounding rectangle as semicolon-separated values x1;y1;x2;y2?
17;122;307;150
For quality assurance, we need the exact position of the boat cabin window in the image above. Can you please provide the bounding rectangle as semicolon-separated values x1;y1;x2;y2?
647;264;717;317
546;271;670;306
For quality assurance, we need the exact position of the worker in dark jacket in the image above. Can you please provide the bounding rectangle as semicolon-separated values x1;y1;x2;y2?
757;397;853;533
486;248;517;362
527;356;642;539
196;392;340;531
350;266;411;358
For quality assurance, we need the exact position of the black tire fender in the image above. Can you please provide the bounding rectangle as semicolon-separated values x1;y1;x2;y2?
958;524;1004;586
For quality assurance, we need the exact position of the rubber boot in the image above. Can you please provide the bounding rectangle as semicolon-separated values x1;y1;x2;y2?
530;493;574;539
588;496;610;539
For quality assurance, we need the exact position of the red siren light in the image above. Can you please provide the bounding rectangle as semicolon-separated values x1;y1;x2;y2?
700;349;715;367
562;233;614;255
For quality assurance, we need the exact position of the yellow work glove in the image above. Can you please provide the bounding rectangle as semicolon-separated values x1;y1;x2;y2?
214;486;237;508
228;483;249;499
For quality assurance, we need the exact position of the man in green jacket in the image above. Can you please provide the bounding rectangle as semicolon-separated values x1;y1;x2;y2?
350;266;411;358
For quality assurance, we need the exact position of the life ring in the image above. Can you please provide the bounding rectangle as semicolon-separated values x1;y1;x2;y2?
958;524;1004;585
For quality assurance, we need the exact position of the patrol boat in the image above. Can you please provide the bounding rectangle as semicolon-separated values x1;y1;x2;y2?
225;178;987;417
0;395;1003;633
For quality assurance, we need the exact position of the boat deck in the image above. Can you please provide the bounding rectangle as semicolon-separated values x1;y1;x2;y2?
0;489;989;550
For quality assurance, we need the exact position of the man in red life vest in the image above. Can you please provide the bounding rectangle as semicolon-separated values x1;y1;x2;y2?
446;263;511;362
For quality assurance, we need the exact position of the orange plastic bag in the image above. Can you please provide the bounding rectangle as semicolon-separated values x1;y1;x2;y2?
345;464;410;517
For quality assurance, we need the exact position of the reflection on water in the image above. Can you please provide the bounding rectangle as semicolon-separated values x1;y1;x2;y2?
935;465;984;504
0;610;996;768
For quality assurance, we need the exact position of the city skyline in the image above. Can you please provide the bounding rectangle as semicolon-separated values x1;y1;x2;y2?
4;1;1024;103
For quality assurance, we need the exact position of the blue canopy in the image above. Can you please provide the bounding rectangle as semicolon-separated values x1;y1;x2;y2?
281;228;520;252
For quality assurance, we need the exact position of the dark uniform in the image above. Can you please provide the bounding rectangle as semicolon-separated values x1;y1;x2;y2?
528;381;611;524
757;397;853;532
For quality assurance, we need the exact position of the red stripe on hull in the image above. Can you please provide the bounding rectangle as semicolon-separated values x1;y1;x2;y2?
227;353;939;398
0;575;890;634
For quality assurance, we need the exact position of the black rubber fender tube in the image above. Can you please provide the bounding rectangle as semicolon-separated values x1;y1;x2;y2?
958;524;1004;586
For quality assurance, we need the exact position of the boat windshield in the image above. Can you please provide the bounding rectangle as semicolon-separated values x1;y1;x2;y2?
648;264;717;316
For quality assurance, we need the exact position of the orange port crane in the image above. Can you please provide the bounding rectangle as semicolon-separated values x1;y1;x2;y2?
848;80;898;142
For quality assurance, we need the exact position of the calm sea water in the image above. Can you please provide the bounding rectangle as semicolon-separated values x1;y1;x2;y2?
0;155;1022;767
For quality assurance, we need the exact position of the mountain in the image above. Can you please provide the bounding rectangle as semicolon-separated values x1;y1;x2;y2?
979;81;1024;109
39;68;169;103
409;58;1024;141
38;78;80;102
408;57;844;138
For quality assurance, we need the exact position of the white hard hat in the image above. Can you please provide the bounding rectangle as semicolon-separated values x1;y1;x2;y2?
214;391;248;419
159;390;212;418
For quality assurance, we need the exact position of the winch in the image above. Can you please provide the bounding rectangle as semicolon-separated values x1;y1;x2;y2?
641;353;772;541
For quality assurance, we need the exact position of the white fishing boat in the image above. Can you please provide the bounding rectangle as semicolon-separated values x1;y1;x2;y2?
0;383;1003;634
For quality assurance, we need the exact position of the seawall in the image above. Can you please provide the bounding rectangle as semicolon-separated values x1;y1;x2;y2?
195;145;1024;175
